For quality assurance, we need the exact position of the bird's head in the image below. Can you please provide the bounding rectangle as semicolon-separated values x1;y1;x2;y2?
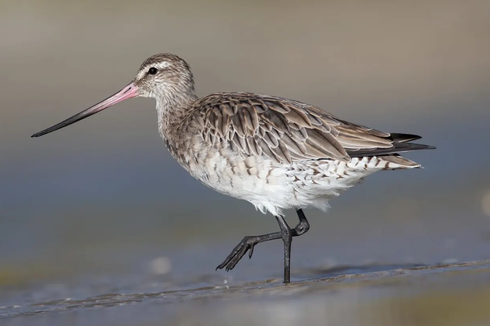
31;53;195;138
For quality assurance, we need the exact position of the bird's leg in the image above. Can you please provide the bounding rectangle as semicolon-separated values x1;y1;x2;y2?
275;214;293;283
294;208;310;236
216;209;310;284
216;231;283;272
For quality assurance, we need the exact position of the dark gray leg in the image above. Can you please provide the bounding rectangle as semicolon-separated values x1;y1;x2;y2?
216;209;310;284
275;214;292;283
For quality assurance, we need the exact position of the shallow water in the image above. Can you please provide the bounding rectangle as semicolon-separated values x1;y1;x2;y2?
2;261;490;325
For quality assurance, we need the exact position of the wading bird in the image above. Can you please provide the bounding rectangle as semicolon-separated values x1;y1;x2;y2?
32;53;434;283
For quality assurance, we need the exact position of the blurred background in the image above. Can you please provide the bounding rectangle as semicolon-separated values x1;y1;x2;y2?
1;0;490;324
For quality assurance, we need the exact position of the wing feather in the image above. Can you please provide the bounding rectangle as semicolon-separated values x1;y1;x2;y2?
189;93;434;163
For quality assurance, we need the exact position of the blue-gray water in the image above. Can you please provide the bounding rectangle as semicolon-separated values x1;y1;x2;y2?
1;0;490;325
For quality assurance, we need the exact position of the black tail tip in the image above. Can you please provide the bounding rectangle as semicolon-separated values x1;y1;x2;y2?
389;133;422;143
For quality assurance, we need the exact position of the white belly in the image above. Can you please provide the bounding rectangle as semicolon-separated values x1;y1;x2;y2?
185;146;389;217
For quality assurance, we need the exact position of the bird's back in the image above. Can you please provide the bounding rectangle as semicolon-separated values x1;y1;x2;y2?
179;92;433;163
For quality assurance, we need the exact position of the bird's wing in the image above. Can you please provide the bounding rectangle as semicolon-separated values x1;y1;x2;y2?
187;92;430;164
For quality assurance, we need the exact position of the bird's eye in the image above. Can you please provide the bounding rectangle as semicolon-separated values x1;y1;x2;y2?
148;67;158;75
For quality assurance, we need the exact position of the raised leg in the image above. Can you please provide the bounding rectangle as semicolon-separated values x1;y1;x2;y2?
295;208;310;236
216;209;310;284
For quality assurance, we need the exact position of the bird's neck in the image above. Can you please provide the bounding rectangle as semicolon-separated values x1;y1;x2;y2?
156;90;199;140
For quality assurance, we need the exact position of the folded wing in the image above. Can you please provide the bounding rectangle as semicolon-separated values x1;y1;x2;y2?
190;93;434;164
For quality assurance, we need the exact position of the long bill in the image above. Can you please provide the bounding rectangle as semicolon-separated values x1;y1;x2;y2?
31;82;139;138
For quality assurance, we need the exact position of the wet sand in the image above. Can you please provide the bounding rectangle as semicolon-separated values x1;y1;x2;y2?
2;260;490;325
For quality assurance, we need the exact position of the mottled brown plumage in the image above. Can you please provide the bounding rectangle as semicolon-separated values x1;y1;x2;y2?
187;92;429;164
32;53;435;284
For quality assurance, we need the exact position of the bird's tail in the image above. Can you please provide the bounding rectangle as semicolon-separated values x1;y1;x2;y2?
379;154;423;169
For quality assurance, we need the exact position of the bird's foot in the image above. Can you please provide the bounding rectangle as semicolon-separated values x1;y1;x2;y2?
216;236;260;272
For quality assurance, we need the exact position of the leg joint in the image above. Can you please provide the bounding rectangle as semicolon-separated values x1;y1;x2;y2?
294;219;310;236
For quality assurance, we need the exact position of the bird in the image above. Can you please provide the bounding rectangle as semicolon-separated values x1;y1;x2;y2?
32;53;435;284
